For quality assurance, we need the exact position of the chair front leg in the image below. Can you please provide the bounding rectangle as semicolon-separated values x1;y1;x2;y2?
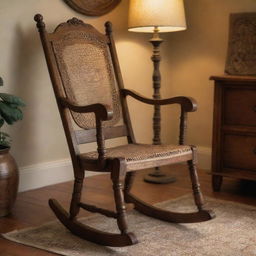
69;170;85;220
187;146;205;211
111;158;129;234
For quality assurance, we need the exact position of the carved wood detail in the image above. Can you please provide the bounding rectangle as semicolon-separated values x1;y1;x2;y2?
225;13;256;75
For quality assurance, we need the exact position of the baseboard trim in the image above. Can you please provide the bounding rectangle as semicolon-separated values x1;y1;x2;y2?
18;159;98;192
19;146;212;192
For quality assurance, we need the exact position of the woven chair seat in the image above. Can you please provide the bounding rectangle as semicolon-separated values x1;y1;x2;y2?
80;144;193;170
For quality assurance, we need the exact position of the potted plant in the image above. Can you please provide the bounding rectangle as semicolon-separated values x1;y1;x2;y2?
0;76;25;217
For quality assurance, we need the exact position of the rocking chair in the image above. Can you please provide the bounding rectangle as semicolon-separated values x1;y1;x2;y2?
34;14;214;247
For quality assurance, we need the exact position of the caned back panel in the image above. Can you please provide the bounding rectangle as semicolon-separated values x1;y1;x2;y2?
50;22;122;129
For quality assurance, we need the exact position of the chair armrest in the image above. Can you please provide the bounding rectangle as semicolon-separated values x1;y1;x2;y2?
121;88;197;112
60;97;111;168
59;97;113;121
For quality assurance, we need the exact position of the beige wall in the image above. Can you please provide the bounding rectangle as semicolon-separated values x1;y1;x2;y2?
0;0;256;172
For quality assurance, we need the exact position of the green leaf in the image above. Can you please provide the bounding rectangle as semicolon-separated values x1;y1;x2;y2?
0;102;23;124
0;77;3;87
0;93;25;107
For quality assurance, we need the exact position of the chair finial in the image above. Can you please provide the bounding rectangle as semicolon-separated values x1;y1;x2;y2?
105;21;113;35
67;17;84;26
34;14;45;31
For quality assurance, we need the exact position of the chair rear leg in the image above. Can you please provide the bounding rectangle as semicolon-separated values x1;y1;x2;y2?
111;161;129;234
187;146;204;211
69;172;85;220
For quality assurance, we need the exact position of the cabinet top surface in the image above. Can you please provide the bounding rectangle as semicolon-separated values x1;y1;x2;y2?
210;75;256;82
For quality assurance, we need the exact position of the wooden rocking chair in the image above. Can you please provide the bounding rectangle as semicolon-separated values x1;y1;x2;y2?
34;14;215;247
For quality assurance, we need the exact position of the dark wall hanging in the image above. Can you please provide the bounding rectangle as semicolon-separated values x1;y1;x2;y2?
63;0;121;16
225;12;256;76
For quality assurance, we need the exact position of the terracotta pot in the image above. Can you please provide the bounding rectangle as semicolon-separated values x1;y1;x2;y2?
0;147;19;217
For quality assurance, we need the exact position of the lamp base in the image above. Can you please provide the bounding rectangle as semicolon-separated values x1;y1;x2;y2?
144;167;176;184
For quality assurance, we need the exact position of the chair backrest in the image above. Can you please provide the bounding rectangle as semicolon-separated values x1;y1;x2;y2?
34;15;134;156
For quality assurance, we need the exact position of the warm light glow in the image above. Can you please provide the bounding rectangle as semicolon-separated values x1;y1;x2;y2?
128;0;187;33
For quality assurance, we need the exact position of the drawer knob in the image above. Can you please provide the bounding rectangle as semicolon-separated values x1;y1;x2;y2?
253;148;256;154
253;106;256;112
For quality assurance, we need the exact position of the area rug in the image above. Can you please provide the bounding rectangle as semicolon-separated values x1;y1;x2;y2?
2;195;256;256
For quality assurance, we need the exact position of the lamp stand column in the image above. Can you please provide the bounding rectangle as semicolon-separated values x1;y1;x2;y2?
144;27;176;184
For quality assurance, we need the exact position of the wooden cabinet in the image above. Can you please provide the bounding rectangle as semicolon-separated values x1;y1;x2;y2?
210;75;256;191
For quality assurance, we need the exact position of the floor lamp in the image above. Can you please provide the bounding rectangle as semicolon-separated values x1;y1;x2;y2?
128;0;187;183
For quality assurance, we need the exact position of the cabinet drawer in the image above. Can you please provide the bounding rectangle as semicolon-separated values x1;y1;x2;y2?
223;88;256;126
223;134;256;171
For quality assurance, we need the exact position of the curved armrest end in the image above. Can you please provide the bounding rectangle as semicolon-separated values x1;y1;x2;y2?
179;97;197;112
94;103;114;121
59;97;113;121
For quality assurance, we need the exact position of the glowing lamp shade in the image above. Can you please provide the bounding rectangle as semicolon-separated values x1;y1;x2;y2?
128;0;187;33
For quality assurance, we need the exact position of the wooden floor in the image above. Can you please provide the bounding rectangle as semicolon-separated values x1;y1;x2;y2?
1;164;256;255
